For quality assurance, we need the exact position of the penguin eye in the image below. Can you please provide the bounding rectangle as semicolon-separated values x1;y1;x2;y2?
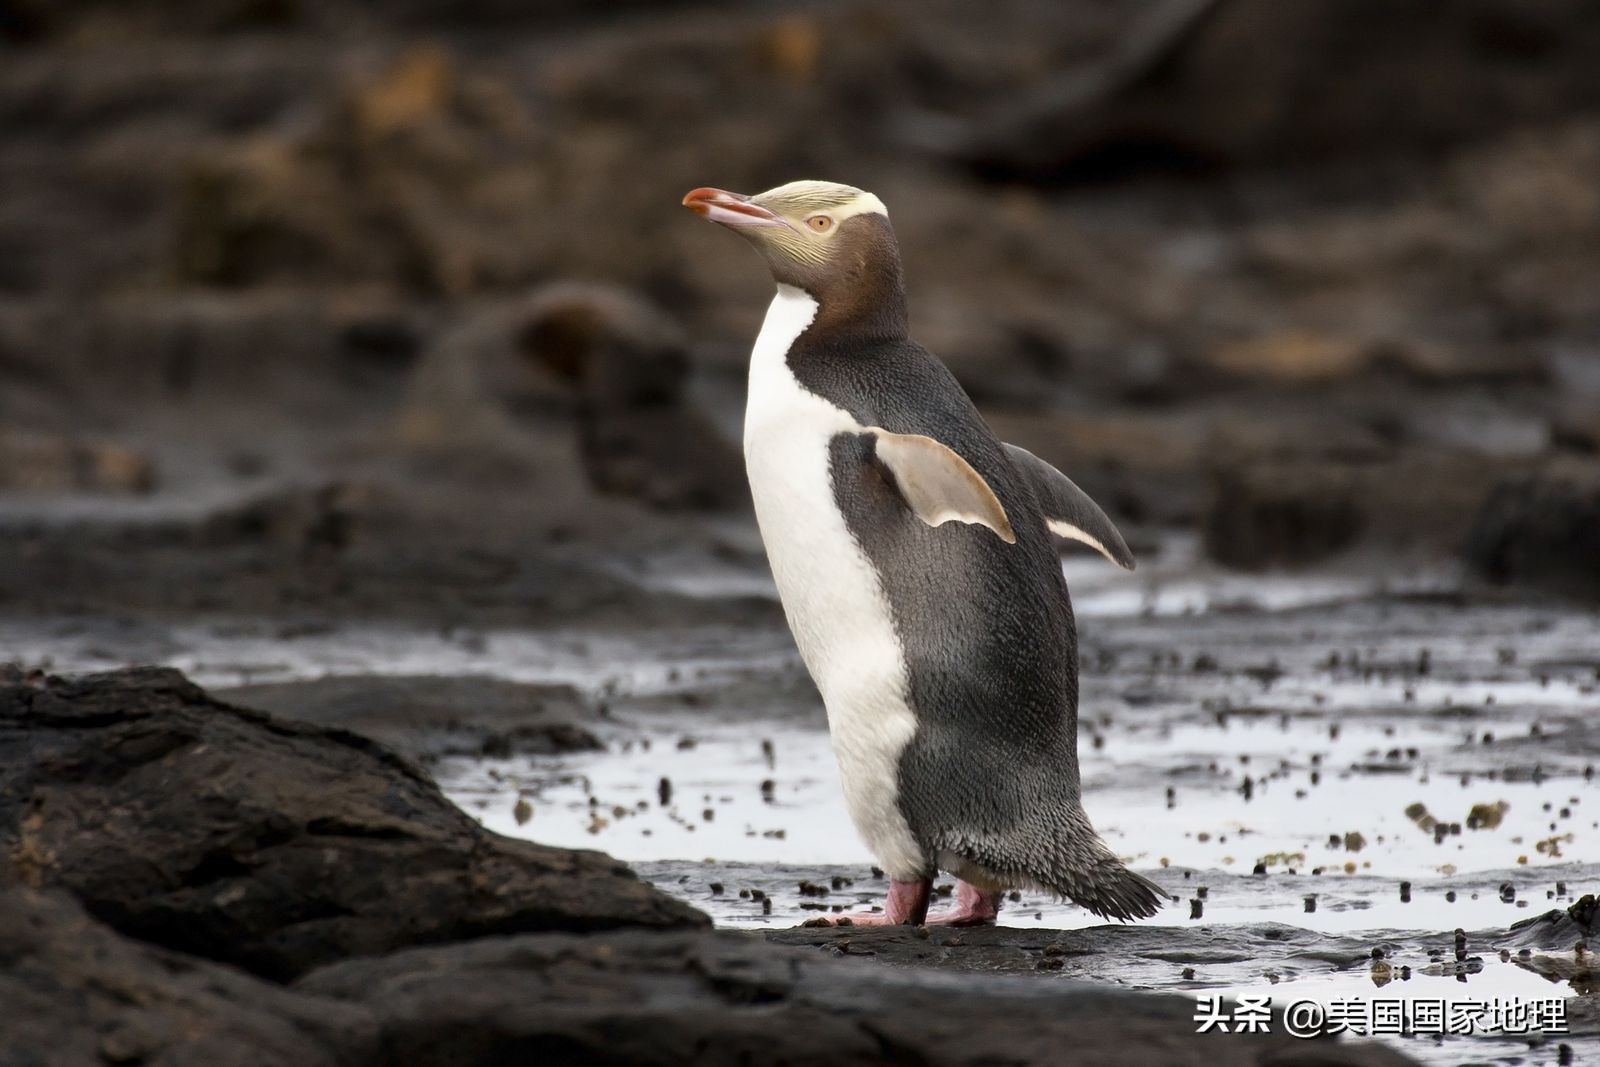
806;215;834;233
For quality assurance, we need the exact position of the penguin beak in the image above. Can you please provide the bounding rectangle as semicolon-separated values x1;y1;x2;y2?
683;187;789;230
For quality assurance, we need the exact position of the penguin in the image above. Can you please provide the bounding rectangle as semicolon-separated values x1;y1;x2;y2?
683;181;1162;925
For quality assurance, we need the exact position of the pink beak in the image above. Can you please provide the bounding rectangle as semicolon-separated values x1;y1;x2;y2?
682;187;790;230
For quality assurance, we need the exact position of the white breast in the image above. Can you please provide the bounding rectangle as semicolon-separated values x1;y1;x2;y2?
743;285;924;878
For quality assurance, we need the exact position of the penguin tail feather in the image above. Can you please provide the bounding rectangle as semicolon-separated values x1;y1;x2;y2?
1069;861;1166;923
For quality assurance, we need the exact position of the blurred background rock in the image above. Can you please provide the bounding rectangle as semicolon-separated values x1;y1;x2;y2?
2;0;1598;615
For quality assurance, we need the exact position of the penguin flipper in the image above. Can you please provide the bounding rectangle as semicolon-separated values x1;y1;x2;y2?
865;428;1016;544
1003;444;1136;570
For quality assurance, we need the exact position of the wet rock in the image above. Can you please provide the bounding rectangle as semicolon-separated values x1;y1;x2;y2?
1465;462;1600;601
951;0;1600;181
0;295;422;411
1505;892;1599;949
1203;462;1364;568
394;300;576;445
1465;800;1510;831
0;886;375;1067
0;485;766;626
0;428;155;493
0;666;707;981
1205;332;1374;386
1204;451;1523;568
515;284;745;510
3;0;704;40
198;481;381;553
518;284;690;408
173;46;547;294
391;283;745;511
297;928;1415;1066
219;673;604;763
11;882;1415;1067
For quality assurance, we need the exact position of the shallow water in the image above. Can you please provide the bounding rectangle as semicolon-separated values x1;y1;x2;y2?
438;572;1598;1066
6;553;1596;1065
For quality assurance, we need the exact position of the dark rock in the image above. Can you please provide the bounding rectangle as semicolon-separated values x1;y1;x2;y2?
0;0;303;40
389;282;746;512
0;666;707;981
2;0;703;40
1505;892;1599;949
0;886;376;1067
1204;463;1364;568
4;896;1423;1065
298;928;1417;1066
1205;451;1522;568
951;0;1600;181
516;284;746;511
0;457;768;625
198;481;381;553
1465;463;1600;601
518;284;689;406
219;672;604;763
170;46;555;295
336;311;425;375
0;427;156;493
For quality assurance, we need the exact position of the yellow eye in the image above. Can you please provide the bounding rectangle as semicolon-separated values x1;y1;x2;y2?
806;215;834;233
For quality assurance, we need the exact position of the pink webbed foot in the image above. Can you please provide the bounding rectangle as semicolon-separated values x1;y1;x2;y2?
924;880;1003;926
827;876;930;926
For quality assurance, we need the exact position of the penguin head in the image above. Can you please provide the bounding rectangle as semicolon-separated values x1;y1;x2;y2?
684;181;904;321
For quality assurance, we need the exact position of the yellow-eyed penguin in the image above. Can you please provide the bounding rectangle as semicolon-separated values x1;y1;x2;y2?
684;181;1162;925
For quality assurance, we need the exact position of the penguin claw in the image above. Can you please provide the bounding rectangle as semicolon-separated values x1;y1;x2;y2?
923;909;998;927
825;911;898;927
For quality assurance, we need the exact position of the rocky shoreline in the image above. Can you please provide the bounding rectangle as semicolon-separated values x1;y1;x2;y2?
1;664;1424;1065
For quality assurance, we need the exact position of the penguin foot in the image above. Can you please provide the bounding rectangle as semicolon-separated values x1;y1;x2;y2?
830;876;931;926
924;880;1002;926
